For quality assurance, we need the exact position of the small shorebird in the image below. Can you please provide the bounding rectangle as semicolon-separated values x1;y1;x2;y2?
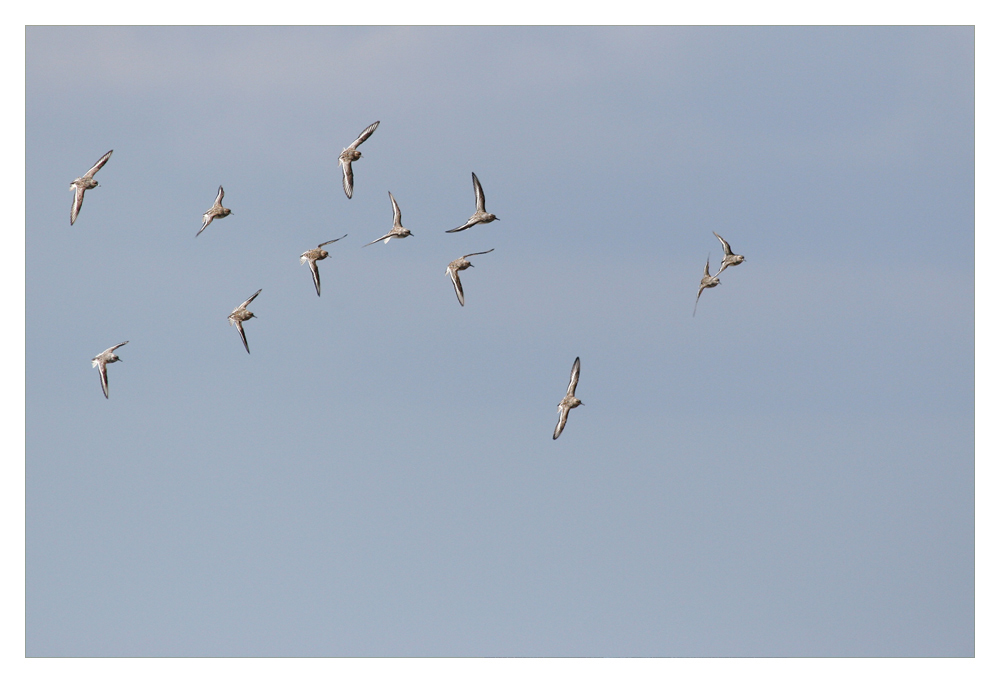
554;357;583;440
713;231;745;275
228;289;261;354
446;172;499;233
301;235;348;296
91;341;128;399
69;149;113;225
694;255;720;317
446;249;494;306
339;120;380;199
363;192;412;246
197;186;232;237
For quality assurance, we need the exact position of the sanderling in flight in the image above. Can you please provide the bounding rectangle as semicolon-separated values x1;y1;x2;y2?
553;356;584;440
446;249;494;307
70;149;113;225
91;340;128;399
301;235;348;296
197;186;232;237
446;172;499;233
694;255;720;317
228;289;261;354
713;231;745;275
339;120;380;199
363;191;412;246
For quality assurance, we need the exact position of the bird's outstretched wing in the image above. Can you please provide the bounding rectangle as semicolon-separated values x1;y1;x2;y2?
70;185;86;225
97;361;110;399
713;231;733;256
472;172;486;212
349;121;380;149
389;191;402;226
341;159;354;198
566;357;581;397
446;218;477;233
318;234;348;248
85;150;113;178
105;341;129;355
463;248;495;259
448;266;465;306
362;232;393;247
308;260;322;296
235;288;262;312
553;405;570;440
235;320;250;354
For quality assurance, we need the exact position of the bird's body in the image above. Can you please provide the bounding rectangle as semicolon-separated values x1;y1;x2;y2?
553;357;583;440
198;186;232;237
713;231;745;275
447;172;499;233
91;340;128;399
300;235;347;296
363;192;412;246
446;249;494;306
694;256;720;316
69;149;113;225
339;120;379;199
228;289;261;353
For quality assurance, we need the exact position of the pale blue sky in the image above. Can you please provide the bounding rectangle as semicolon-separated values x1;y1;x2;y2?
25;26;972;657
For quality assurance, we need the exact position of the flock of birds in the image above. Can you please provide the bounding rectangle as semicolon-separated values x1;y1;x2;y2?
695;231;746;316
74;120;745;440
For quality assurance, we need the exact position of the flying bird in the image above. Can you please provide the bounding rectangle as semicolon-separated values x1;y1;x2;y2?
197;186;232;237
91;341;128;399
69;149;113;225
713;231;745;275
339;120;380;199
554;356;583;440
363;192;412;246
446;249;494;306
228;289;261;354
446;172;499;233
300;235;348;296
694;255;720;317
